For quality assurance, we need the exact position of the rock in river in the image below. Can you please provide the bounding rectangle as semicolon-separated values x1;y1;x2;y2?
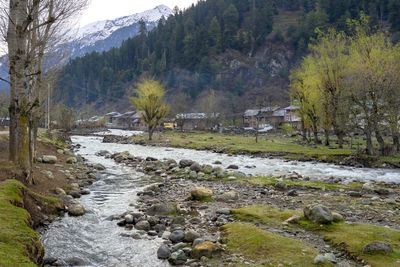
157;245;171;259
135;220;150;231
179;159;194;168
68;203;86;216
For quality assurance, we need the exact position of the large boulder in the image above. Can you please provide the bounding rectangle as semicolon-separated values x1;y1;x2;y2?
191;241;221;259
42;155;57;164
214;191;239;202
190;187;213;201
169;230;185;243
179;159;194;168
304;205;333;224
135;220;150;231
157;245;171;259
362;241;393;254
168;250;187;265
147;202;178;216
185;229;201;243
68;203;86;216
190;163;201;172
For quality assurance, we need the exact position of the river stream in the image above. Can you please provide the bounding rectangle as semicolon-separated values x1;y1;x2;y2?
41;133;400;266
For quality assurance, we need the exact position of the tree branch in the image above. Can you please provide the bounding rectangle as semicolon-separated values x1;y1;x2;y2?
0;76;10;84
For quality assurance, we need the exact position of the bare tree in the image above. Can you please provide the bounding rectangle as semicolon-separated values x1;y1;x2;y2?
168;92;192;131
1;0;88;183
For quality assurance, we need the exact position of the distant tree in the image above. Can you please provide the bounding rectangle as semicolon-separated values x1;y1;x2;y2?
168;92;191;131
208;17;222;54
131;79;169;140
223;4;239;48
56;104;76;132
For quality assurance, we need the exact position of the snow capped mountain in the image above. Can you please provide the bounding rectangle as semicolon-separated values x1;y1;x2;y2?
66;5;173;58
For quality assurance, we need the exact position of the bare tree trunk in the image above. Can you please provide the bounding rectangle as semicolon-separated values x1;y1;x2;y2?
365;129;373;155
8;0;31;177
375;129;387;156
301;119;307;142
324;129;330;146
148;126;154;140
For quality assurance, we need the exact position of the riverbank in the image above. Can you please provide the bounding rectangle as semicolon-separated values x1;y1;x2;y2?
102;149;400;266
0;132;100;266
102;131;400;169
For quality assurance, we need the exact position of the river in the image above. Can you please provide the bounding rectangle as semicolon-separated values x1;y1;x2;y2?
41;133;400;266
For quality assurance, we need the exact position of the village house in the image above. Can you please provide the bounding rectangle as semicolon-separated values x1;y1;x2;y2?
283;105;301;130
243;105;301;130
109;111;145;130
243;107;279;129
176;113;220;130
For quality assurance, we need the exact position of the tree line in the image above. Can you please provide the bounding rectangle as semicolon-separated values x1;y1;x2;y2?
57;0;400;111
291;14;400;156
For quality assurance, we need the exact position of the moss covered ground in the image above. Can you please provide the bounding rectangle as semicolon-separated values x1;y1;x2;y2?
231;205;400;266
0;179;61;267
221;222;333;266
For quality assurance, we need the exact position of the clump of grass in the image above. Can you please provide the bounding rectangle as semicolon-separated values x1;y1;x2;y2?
231;205;301;227
0;180;43;266
221;222;332;266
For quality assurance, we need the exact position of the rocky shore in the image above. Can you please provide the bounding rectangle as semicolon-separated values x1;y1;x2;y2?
101;134;400;169
97;149;400;266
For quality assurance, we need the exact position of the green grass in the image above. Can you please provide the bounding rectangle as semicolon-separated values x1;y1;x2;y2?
232;205;301;228
221;222;332;266
131;131;400;166
232;205;400;267
0;180;41;267
243;176;364;191
134;131;354;156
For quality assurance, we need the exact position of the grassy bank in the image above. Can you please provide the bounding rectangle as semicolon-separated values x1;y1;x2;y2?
0;180;61;267
130;131;400;167
231;205;400;266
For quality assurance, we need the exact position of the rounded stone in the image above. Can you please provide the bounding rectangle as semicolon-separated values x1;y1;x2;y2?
169;230;185;243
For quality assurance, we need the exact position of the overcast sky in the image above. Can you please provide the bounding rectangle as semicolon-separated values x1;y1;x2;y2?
79;0;198;26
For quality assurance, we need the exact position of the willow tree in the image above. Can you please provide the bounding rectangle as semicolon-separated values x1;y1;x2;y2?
290;60;322;144
131;79;170;140
307;29;351;148
347;16;400;155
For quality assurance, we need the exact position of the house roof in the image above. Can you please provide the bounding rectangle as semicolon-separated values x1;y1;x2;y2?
272;109;285;117
244;107;277;117
244;109;259;117
176;113;219;119
106;111;120;117
284;105;299;110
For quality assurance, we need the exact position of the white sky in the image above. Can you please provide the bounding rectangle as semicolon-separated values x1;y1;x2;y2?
79;0;198;26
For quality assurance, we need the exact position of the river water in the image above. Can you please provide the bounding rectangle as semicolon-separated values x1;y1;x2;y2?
41;133;400;266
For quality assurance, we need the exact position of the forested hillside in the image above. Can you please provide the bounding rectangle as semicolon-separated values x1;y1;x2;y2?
57;0;400;118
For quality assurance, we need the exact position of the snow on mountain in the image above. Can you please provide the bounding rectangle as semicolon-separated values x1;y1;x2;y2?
69;5;173;54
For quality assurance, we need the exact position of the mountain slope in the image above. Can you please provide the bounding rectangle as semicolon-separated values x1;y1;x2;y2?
56;0;400;115
66;5;173;58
